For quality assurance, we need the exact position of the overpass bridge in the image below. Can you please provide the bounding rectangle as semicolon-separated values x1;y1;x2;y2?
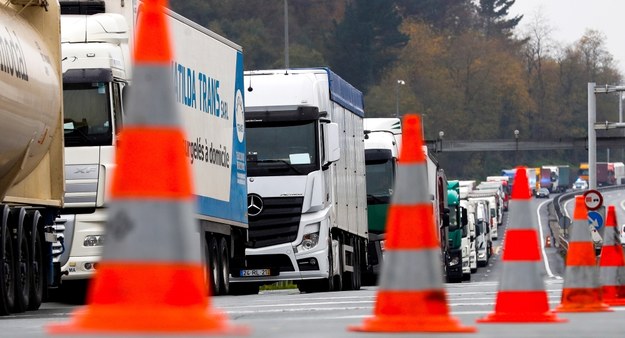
425;136;625;152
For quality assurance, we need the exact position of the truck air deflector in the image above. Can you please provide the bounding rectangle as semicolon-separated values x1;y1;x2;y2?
63;68;113;83
245;106;320;122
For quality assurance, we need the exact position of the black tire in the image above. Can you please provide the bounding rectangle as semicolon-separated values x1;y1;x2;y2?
206;236;221;296
471;267;478;273
0;205;14;315
218;237;230;296
462;273;471;281
353;239;362;290
26;211;43;311
11;208;30;313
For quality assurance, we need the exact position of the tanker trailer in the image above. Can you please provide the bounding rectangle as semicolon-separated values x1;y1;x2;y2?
0;0;63;315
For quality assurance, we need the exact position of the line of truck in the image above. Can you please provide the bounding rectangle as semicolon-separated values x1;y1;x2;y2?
1;0;501;315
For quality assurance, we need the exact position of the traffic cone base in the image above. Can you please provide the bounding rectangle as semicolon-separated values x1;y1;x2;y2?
477;291;566;323
351;314;476;333
555;288;612;312
603;286;625;306
48;264;248;334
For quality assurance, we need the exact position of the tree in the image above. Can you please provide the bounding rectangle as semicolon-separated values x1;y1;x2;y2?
329;0;407;92
477;0;522;38
395;0;475;33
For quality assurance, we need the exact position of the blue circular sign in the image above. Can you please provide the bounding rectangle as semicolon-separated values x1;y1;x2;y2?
587;211;603;231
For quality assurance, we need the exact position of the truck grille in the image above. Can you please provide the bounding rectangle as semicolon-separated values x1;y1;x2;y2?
248;196;303;248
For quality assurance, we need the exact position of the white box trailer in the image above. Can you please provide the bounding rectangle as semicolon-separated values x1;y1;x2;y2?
56;0;247;296
235;68;368;293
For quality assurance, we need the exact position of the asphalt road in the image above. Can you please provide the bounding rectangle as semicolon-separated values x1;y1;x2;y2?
2;192;625;337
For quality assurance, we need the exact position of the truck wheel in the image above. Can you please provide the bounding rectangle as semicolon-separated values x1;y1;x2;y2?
218;237;230;296
463;272;471;281
11;208;30;313
353;238;362;290
27;211;44;311
206;237;221;296
0;205;14;315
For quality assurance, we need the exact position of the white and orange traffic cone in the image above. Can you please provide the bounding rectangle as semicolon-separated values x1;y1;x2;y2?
555;195;611;312
349;114;475;333
478;167;565;323
48;0;246;334
598;205;625;306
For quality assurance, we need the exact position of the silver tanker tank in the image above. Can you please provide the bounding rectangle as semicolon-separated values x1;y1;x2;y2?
0;3;61;199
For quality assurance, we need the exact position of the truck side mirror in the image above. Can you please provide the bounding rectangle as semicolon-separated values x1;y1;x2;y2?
323;122;340;163
461;208;468;226
442;207;450;228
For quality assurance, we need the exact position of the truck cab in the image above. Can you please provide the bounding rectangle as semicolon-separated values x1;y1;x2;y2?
232;69;368;293
446;181;469;282
474;200;492;267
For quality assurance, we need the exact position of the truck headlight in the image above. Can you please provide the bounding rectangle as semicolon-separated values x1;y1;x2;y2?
448;256;460;266
297;222;320;252
84;235;104;247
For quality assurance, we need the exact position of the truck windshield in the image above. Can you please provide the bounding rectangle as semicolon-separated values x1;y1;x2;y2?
63;82;113;147
246;120;319;176
365;159;394;204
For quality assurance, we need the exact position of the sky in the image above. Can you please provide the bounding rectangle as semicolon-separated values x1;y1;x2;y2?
508;0;625;75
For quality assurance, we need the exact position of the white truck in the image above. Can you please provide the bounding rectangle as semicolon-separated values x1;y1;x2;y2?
362;118;401;284
459;189;477;274
473;200;492;267
468;191;498;241
0;0;64;314
55;0;248;296
233;68;368;293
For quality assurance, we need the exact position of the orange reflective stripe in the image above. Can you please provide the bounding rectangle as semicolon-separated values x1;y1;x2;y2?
493;291;550;314
502;230;540;261
134;0;172;64
566;242;598;266
88;262;207;306
374;290;448;317
510;167;531;200
384;205;439;249
573;196;587;220
397;115;425;163
600;245;625;266
111;128;193;199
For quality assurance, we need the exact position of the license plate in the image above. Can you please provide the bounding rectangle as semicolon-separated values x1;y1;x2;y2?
240;269;271;277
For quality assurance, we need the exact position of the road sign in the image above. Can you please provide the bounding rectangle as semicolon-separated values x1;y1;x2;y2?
588;211;604;231
583;189;603;210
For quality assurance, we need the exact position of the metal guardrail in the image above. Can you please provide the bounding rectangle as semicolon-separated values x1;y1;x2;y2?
550;185;625;255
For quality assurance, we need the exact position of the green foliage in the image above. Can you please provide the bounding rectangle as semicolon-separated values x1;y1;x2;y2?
328;0;407;92
168;0;624;180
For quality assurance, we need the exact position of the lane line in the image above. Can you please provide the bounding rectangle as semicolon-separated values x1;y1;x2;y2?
536;199;559;279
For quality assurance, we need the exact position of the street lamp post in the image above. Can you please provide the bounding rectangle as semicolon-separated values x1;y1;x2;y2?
514;129;519;164
438;130;445;153
284;0;289;68
395;80;405;118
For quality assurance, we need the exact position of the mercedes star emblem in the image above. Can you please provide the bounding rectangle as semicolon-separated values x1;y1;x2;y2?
247;194;263;217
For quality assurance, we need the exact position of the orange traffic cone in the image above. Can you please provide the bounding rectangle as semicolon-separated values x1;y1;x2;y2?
48;0;246;334
598;205;625;306
349;114;475;333
555;195;611;312
478;167;565;323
